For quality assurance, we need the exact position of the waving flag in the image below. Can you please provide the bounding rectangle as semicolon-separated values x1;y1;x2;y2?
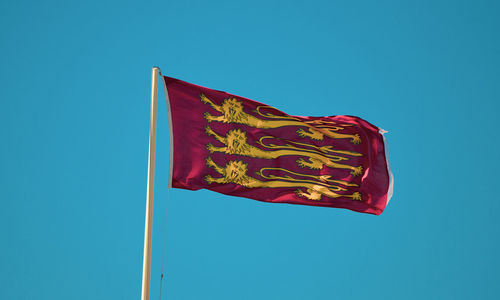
162;76;393;215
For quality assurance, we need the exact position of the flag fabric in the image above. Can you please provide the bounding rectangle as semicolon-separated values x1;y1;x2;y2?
162;76;393;215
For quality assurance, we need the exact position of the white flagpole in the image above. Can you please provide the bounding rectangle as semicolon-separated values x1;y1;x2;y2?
141;66;160;300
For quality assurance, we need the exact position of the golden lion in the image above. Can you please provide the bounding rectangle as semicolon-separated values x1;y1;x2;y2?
205;126;363;176
200;94;361;144
204;157;362;201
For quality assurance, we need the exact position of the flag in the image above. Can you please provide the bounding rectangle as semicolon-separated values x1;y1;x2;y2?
162;76;393;215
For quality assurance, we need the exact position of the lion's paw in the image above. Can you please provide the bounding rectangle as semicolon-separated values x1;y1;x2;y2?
203;112;213;122
352;192;362;201
295;189;306;198
205;157;214;166
205;126;214;136
200;94;209;103
296;128;307;138
350;166;363;176
309;134;323;141
206;143;215;153
296;158;307;168
204;175;214;184
351;134;361;144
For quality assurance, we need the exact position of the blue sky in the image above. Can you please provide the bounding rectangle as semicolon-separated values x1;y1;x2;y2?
1;0;499;299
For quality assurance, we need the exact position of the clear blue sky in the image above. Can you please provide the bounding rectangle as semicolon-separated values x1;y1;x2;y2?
1;0;499;299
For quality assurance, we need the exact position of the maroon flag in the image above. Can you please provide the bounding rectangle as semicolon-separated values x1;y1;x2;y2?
162;76;393;215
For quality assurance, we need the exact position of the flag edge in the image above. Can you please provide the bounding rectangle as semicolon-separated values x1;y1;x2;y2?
161;75;174;188
380;129;394;205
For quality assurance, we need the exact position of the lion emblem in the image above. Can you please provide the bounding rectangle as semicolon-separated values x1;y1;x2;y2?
205;126;363;176
205;157;362;201
200;94;361;144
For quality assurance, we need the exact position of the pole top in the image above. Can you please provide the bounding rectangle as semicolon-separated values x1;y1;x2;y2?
152;66;162;76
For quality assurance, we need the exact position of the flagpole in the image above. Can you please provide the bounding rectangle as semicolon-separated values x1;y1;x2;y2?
141;66;160;300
